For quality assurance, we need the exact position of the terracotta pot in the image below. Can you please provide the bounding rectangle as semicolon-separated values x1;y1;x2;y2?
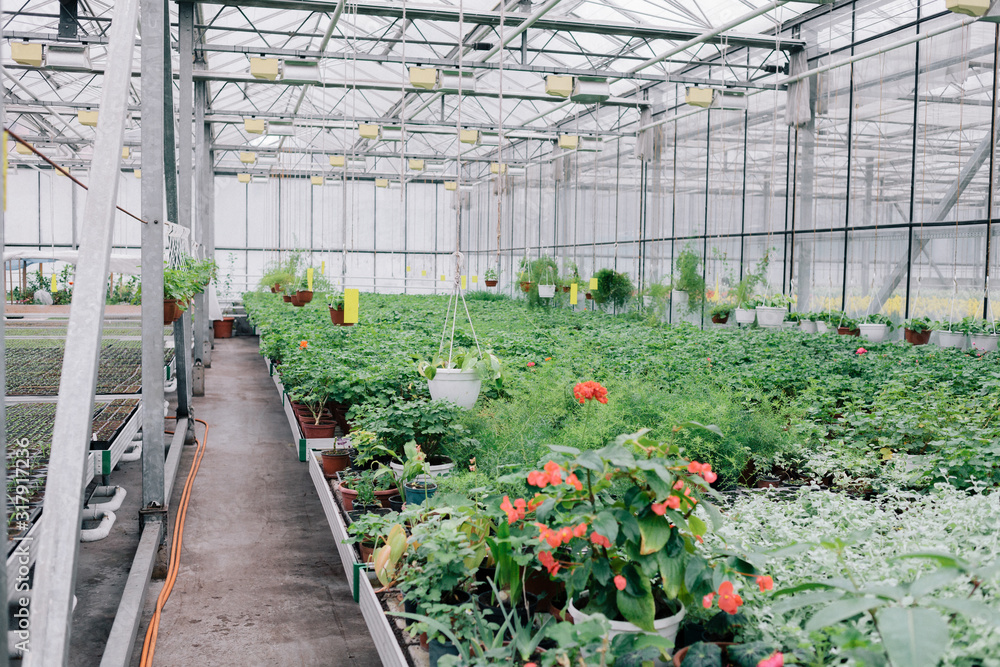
375;488;400;509
359;541;375;564
282;294;292;303
711;314;729;324
585;292;593;300
905;328;932;345
329;307;349;325
296;290;314;304
163;299;181;325
273;283;281;292
212;317;235;338
270;287;278;293
520;281;533;293
321;450;350;477
485;279;498;287
562;285;571;293
291;295;304;307
756;477;781;489
301;421;336;439
672;642;736;667
339;483;359;512
837;326;860;337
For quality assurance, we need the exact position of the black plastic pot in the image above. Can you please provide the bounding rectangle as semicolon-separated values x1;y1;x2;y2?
388;496;405;512
429;639;460;667
476;590;540;631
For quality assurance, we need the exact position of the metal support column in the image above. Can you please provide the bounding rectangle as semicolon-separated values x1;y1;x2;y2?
0;0;9;660
139;0;166;528
196;78;213;366
24;0;140;662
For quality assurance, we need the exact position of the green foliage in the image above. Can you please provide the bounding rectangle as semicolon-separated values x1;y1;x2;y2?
592;268;634;311
862;313;895;331
350;396;471;460
903;317;933;333
483;267;499;281
730;252;770;308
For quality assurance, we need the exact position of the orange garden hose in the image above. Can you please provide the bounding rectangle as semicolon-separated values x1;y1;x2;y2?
139;418;209;667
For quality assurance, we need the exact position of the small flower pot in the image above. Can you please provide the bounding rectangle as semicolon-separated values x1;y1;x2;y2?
427;368;482;409
301;422;336;439
291;295;304;307
321;449;350;477
296;290;313;304
358;540;376;564
734;308;756;325
485;279;498;287
538;285;556;298
937;331;966;349
815;321;830;334
858;323;889;343
163;299;181;325
403;481;438;505
520;281;533;293
799;320;818;333
756;477;781;489
904;328;932;345
569;595;685;647
388;496;405;512
585;292;593;300
562;285;571;293
837;326;860;337
338;483;359;512
282;294;292;303
672;642;736;667
970;333;999;353
375;488;400;509
711;314;729;324
329;307;353;326
428;638;460;667
212;317;235;338
754;306;785;328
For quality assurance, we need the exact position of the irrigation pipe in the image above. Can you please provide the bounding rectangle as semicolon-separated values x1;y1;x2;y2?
139;418;209;667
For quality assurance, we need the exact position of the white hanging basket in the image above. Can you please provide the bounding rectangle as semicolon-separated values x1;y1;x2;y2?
734;308;756;325
538;284;556;298
816;321;830;334
858;323;888;343
427;368;482;409
754;306;785;328
937;331;966;349
799;320;817;333
568;596;685;650
970;333;999;353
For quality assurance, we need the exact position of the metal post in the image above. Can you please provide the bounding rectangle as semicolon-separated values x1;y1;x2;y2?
25;0;140;662
0;0;9;660
196;80;213;366
139;0;166;528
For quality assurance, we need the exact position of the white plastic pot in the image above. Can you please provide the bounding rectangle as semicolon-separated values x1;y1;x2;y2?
538;284;556;298
815;321;830;334
970;333;999;353
799;320;818;333
568;596;685;658
938;331;966;349
858;323;889;343
755;306;786;328
427;368;482;409
734;308;756;325
390;459;455;482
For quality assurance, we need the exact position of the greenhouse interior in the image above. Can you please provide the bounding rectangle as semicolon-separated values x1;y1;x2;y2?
2;0;1000;665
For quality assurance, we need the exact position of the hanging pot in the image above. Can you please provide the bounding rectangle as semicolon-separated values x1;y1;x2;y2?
291;295;304;307
568;595;685;648
711;314;729;325
904;328;932;345
858;323;889;343
485;279;498;287
282;294;292;303
970;333;998;353
815;321;830;334
938;331;966;349
754;306;785;328
427;368;482;409
585;292;593;300
734;308;756;325
330;307;347;325
163;299;181;325
562;285;571;293
520;281;533;293
296;290;314;304
799;320;818;333
538;284;556;298
212;317;235;338
273;283;281;293
837;326;860;337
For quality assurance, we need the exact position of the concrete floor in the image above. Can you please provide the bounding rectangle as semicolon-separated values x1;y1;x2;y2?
128;336;380;666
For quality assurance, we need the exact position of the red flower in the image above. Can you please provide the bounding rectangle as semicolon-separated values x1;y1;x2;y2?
538;550;560;576
666;495;681;510
543;460;564;485
614;575;627;591
687;461;717;484
565;473;583;492
651;501;667;516
573;381;609;405
299;340;308;349
590;532;612;549
527;495;544;511
573;522;589;538
527;470;549;489
856;347;867;355
527;361;536;367
717;581;743;615
702;593;715;609
756;575;774;592
758;653;784;667
501;496;527;525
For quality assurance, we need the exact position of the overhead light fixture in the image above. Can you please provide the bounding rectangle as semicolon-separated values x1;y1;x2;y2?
44;43;91;71
375;178;389;188
359;124;381;140
381;127;404;142
77;110;99;127
252;174;269;183
133;169;141;179
459;129;479;145
685;87;715;108
121;146;130;159
479;134;500;147
329;155;345;167
571;77;610;104
545;75;574;98
711;91;747;111
250;57;280;81
268;121;295;136
239;151;257;164
558;135;579;150
444;181;458;191
946;0;991;15
489;163;508;174
10;42;43;67
438;70;475;93
310;175;324;186
409;67;438;90
14;142;32;155
244;118;267;134
237;173;251;183
408;159;425;171
282;59;321;84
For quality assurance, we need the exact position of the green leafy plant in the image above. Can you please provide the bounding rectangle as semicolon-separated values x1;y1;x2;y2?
861;313;895;330
758;293;794;309
730;252;770;309
903;317;933;333
592;268;635;311
673;246;706;314
328;290;345;310
350;396;470;460
484;267;499;281
710;303;734;319
415;347;502;390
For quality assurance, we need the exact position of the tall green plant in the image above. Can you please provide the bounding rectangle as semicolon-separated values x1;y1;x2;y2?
673;246;706;314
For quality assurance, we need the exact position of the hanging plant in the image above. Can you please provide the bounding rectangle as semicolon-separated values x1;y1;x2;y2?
592;268;635;311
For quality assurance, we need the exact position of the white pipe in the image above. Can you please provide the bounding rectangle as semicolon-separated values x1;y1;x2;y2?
79;510;116;542
87;486;127;512
120;441;142;462
481;0;564;61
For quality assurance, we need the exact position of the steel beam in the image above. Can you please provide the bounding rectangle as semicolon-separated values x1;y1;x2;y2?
0;0;8;661
195;78;213;368
23;0;140;662
139;0;166;532
185;0;806;52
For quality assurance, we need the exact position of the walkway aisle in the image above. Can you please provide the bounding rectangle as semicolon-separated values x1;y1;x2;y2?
131;337;380;666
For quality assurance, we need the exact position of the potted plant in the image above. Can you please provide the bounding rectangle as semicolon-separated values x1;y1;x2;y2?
415;347;502;410
338;468;398;512
592;268;635;312
710;303;733;325
755;293;793;328
964;316;999;353
163;263;195;325
831;311;859;336
537;264;557;299
672;640;781;667
518;257;533;293
730;253;769;325
858;313;894;343
328;290;350;326
561;261;581;293
398;441;438;505
321;438;352;478
484;267;499;287
345;509;399;564
351;397;468;475
671;246;705;316
295;275;313;304
934;320;965;349
792;312;817;333
903;316;933;345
